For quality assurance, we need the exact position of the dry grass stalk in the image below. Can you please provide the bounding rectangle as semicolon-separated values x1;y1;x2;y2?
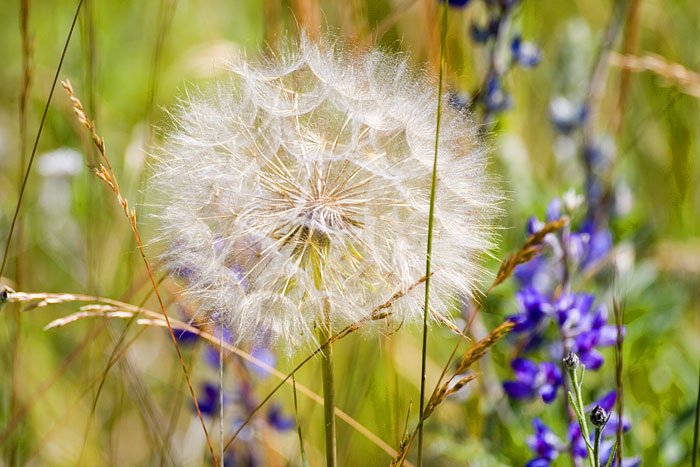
491;218;568;292
6;289;402;460
609;52;700;99
391;320;514;466
60;79;219;466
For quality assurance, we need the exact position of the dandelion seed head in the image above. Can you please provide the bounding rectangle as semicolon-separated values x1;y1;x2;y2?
149;35;500;349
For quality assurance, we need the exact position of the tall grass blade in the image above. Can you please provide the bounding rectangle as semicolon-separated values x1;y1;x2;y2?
417;4;448;464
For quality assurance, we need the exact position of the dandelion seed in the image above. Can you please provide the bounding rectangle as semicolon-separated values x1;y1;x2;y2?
149;35;500;349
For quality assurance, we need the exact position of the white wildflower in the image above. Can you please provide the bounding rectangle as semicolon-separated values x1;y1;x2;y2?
149;36;500;349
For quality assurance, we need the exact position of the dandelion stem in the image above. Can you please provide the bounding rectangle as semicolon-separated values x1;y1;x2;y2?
417;3;448;465
319;297;336;467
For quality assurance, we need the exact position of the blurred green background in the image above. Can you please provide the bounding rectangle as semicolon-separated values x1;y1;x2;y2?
0;0;699;465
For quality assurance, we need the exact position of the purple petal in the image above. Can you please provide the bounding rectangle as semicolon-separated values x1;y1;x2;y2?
596;390;617;412
539;384;558;403
573;293;595;316
540;361;563;385
546;198;562;222
503;381;535;399
527;215;545;236
622;457;642;467
575;330;598;352
597;325;625;347
267;404;296;431
249;346;276;377
512;358;539;382
526;458;552;467
579;349;604;370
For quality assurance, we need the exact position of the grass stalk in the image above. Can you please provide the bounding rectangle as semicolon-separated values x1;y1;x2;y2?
693;358;700;467
417;3;448;464
319;297;337;467
61;80;219;466
0;0;83;279
219;320;225;467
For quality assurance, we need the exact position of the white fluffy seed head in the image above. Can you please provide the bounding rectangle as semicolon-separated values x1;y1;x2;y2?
149;35;500;350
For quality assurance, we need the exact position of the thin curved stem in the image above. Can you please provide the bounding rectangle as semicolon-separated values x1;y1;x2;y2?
319;298;336;467
417;4;448;465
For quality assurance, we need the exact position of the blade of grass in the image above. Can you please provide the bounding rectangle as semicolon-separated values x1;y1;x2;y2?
292;375;309;467
8;0;32;462
0;0;83;280
417;4;448;464
694;360;700;467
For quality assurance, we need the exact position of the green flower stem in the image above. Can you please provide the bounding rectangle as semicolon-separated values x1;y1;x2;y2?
593;427;602;467
417;3;448;465
319;297;336;467
568;367;596;467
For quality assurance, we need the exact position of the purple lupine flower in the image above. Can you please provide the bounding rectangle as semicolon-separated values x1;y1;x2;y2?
545;198;562;222
249;346;276;378
204;327;235;368
174;327;199;345
503;358;562;403
526;418;562;466
267;404;296;431
549;97;586;134
470;18;499;43
570;302;624;370
509;287;551;333
569;391;639;466
439;0;471;6
514;255;548;290
579;220;613;270
511;36;542;68
526;215;546;236
195;383;220;416
484;76;512;114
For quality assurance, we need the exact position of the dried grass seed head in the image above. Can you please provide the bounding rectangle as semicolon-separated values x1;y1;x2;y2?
149;35;500;350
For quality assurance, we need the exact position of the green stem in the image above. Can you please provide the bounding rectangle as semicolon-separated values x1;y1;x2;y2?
693;356;700;467
319;298;336;467
593;427;602;467
569;367;596;467
219;321;225;467
417;4;448;465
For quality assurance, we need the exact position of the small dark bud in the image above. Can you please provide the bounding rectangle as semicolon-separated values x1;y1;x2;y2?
0;287;9;304
590;405;607;427
563;351;580;370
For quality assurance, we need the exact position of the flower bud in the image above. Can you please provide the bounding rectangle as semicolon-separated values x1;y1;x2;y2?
563;351;580;370
589;405;607;427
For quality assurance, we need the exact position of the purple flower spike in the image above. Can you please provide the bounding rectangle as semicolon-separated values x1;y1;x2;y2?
503;358;538;399
545;198;562;222
526;459;552;467
195;383;220;416
510;288;550;333
526;418;561;464
267;404;296;431
538;362;563;403
511;36;542;68
503;358;562;403
580;221;613;269
440;0;471;7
